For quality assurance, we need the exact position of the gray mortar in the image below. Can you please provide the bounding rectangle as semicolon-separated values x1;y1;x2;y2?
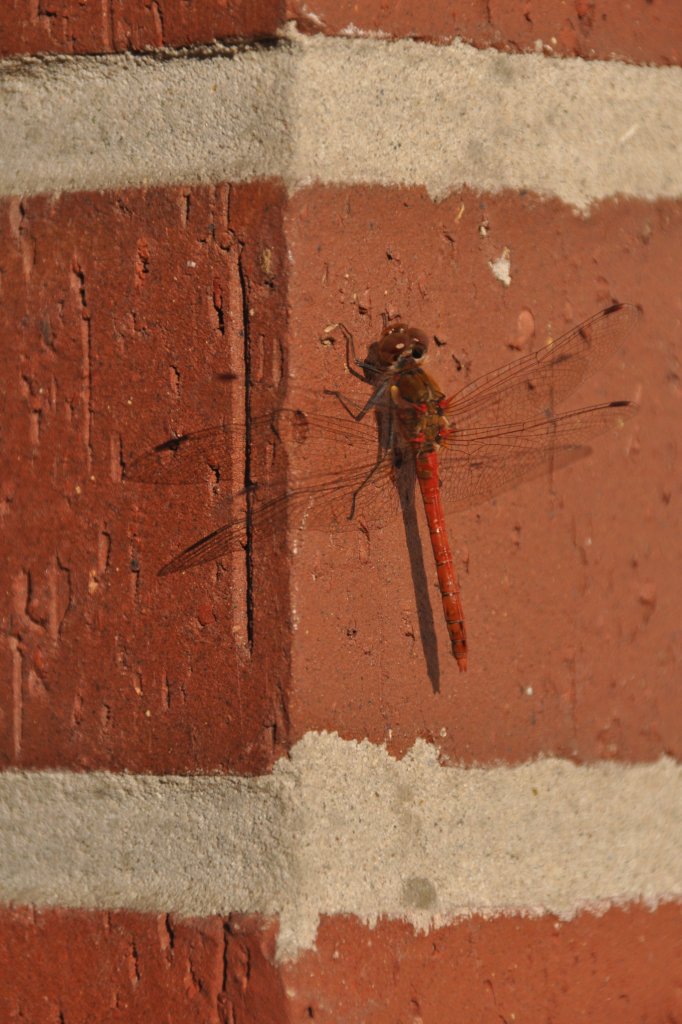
1;732;680;960
0;28;680;208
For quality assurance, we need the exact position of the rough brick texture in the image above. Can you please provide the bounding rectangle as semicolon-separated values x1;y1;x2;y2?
291;0;682;64
1;906;680;1023
2;1;679;63
292;908;682;1023
0;1;282;57
284;187;682;764
1;4;680;1018
1;183;291;773
3;185;681;771
0;908;285;1023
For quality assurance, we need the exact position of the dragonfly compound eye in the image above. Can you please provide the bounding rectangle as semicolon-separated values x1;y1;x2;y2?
407;329;429;361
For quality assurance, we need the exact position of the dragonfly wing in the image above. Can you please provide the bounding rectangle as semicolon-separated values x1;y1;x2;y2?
157;487;297;575
125;422;233;484
156;453;408;575
125;399;385;486
158;518;249;576
438;400;636;511
443;303;640;430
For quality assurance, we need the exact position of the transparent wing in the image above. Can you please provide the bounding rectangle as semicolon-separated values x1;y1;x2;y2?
153;456;412;575
438;400;636;511
126;308;638;574
126;400;410;575
124;392;384;486
443;303;640;430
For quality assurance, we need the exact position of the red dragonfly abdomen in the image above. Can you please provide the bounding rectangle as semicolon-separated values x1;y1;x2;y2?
416;450;468;672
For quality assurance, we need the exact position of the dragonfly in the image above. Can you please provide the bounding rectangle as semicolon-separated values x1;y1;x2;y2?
126;302;639;671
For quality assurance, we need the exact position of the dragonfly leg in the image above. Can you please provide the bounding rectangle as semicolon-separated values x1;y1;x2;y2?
324;379;391;422
325;323;368;383
380;311;403;330
333;322;388;387
346;453;389;520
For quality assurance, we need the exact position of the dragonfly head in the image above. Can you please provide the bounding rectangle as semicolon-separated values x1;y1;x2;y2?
367;324;429;374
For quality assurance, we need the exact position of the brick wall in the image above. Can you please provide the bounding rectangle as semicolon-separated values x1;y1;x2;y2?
1;2;681;1021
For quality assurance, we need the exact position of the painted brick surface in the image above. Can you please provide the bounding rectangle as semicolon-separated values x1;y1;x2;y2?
291;0;682;64
1;906;680;1023
1;182;291;773
0;1;281;57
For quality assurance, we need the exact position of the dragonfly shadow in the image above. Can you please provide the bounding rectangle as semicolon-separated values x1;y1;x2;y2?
396;467;441;693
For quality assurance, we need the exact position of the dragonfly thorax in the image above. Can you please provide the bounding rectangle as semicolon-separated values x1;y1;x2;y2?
390;367;449;454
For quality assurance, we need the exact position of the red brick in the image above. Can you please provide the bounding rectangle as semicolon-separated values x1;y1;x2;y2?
1;905;680;1022
284;187;682;764
1;182;291;773
3;0;678;63
286;906;682;1023
289;0;682;65
0;0;282;58
0;907;285;1023
3;186;680;772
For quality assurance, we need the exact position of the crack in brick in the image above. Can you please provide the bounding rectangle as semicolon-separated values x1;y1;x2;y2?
54;557;73;639
236;241;255;653
149;0;164;46
212;282;226;336
7;636;23;760
128;937;141;985
161;913;175;963
97;530;112;577
71;262;94;471
110;432;124;483
219;920;230;1022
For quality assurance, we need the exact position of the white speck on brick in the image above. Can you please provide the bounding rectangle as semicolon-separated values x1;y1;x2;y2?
489;247;512;287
